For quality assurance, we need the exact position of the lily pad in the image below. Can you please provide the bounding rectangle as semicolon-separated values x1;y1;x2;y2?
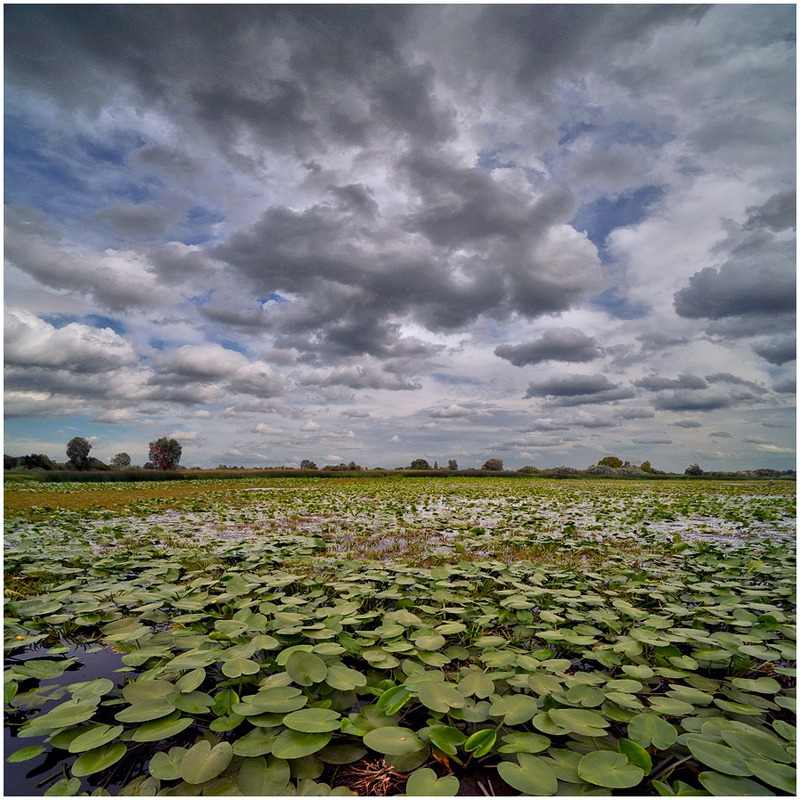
285;651;327;686
363;726;424;755
698;770;775;796
131;709;194;743
577;750;644;789
406;767;460;796
71;742;127;777
283;708;342;733
497;753;559;795
237;755;291;795
271;729;332;759
179;740;233;784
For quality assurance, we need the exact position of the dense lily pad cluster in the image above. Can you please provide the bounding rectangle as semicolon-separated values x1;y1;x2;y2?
4;478;796;796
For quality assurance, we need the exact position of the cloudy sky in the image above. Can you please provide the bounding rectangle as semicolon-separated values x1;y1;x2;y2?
4;4;796;472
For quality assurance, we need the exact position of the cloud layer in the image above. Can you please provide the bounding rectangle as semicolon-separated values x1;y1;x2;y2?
4;5;795;471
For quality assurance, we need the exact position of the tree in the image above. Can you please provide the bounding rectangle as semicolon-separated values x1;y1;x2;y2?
598;456;623;469
67;437;92;470
300;459;317;470
684;463;704;476
149;437;182;470
481;458;504;471
110;452;131;468
409;458;431;470
448;459;458;471
640;461;652;473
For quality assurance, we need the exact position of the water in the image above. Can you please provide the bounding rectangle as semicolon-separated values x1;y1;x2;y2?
4;645;127;796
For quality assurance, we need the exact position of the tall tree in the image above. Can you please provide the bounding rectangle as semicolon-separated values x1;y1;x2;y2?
110;452;132;468
481;458;504;471
148;438;182;470
66;436;92;470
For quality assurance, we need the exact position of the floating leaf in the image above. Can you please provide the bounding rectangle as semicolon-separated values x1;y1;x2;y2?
684;735;753;776
285;651;327;686
406;767;459;796
131;709;193;743
720;728;794;763
498;732;551;754
31;700;97;730
627;713;678;749
376;685;411;715
180;740;233;784
578;750;645;789
497;753;558;795
546;708;609;736
464;728;496;757
744;758;796;793
283;708;341;733
7;745;46;763
115;697;175;723
363;726;424;755
731;677;781;694
237;756;291;795
44;777;81;796
68;724;124;754
325;664;367;691
221;657;261;678
698;770;775;796
271;729;332;759
232;727;280;757
71;742;127;777
489;694;539;724
427;725;466;756
617;738;652;775
149;747;187;781
417;682;465;713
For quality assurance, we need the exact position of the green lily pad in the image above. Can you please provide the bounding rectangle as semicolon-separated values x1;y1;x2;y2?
720;728;794;763
149;747;187;781
744;758;795;793
578;750;645;789
174;667;206;693
71;742;127;777
489;693;539;724
627;713;678;749
271;729;332;759
684;735;753;776
376;685;411;715
6;745;46;763
115;697;175;723
169;690;214;714
546;708;609;736
237;755;291;795
68;724;124;753
221;657;261;678
427;725;466;756
498;732;551;754
497;753;558;795
406;767;460;796
283;708;341;733
31;700;97;730
180;740;233;784
463;728;496;757
232;727;280;757
123;680;175;703
417;682;465;713
617;738;652;775
325;664;367;691
131;709;194;742
731;677;782;694
248;685;307;713
285;651;327;686
363;726;424;755
698;770;775;796
44;777;81;796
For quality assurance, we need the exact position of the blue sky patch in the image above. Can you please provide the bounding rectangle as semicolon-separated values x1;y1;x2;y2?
571;185;666;262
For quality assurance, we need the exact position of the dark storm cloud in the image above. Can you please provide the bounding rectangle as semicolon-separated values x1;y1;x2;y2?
653;392;736;412
673;420;703;429
634;374;707;391
524;373;635;406
705;373;768;394
745;190;796;232
751;336;796;366
673;235;795;321
495;328;602;367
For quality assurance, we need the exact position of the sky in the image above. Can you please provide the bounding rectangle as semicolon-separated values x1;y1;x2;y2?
4;4;796;472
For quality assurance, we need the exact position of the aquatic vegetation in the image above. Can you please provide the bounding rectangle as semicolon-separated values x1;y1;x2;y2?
4;478;796;795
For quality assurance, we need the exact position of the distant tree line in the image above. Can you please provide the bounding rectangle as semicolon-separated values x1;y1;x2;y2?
4;441;794;480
